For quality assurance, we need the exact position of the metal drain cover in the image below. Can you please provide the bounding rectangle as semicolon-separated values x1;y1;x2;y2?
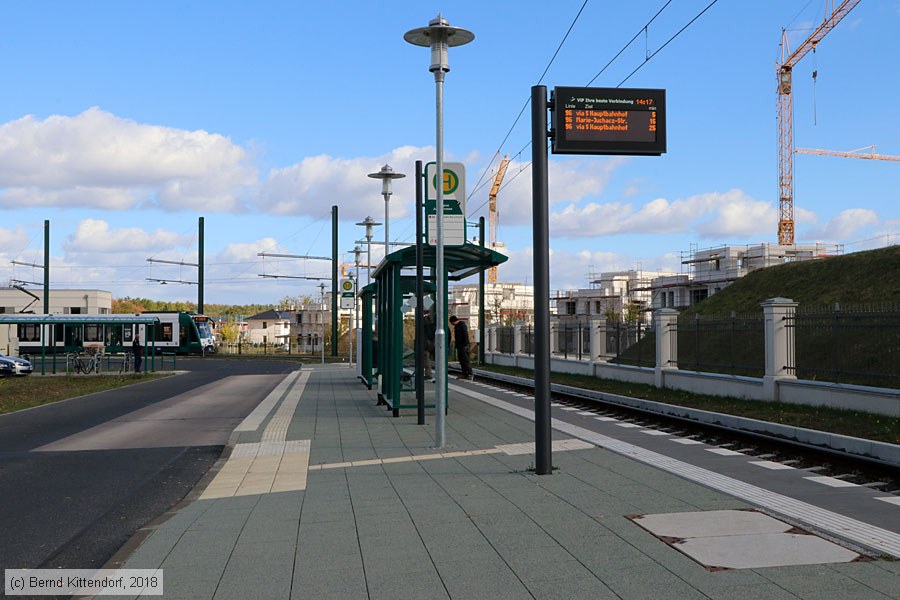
631;509;861;570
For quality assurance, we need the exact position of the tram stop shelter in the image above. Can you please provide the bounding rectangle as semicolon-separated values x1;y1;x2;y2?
0;314;162;375
359;242;507;416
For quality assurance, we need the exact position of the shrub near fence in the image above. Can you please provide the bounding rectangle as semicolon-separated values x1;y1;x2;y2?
790;303;900;389
676;312;765;378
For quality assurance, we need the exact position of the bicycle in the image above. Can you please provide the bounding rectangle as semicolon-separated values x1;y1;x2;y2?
68;351;100;374
118;352;133;374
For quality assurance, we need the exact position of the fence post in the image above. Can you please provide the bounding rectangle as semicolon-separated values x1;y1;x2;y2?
550;318;559;356
654;308;679;388
514;323;523;355
590;316;607;363
762;297;797;401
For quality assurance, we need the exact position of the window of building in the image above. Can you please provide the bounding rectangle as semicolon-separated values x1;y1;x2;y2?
262;321;267;329
566;301;576;316
691;289;708;305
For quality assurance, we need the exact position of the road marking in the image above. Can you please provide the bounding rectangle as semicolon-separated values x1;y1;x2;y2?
200;371;311;499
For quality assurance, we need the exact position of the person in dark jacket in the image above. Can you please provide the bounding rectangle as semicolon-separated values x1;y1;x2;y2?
449;315;472;379
133;334;143;373
423;310;436;381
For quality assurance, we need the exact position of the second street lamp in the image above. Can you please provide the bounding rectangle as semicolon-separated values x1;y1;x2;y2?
367;164;406;260
355;216;381;287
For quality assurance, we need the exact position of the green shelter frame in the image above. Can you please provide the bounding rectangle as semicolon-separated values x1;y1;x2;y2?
360;242;507;416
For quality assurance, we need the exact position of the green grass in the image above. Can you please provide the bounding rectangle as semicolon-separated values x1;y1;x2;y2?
0;374;169;415
479;363;899;446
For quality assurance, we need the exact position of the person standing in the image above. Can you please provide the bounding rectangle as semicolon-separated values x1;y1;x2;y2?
422;309;436;382
449;315;472;380
133;333;143;373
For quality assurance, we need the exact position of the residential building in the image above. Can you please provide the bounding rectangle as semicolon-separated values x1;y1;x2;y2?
244;309;292;347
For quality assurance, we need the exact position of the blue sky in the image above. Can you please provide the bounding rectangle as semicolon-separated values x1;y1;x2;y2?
1;1;898;305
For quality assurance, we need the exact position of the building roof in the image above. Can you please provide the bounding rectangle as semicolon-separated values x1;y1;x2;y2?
246;309;292;321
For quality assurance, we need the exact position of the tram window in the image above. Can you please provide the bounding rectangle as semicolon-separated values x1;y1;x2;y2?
18;324;40;342
160;324;174;342
105;325;123;346
84;324;103;342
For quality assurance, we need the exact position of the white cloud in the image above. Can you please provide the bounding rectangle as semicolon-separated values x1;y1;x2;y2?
257;146;434;220
0;108;256;211
0;225;28;248
802;208;881;241
550;189;776;238
62;219;195;254
487;157;627;226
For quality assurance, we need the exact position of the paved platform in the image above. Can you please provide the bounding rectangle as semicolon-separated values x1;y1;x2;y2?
107;365;900;599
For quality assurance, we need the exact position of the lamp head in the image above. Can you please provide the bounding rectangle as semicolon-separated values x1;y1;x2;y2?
404;14;474;74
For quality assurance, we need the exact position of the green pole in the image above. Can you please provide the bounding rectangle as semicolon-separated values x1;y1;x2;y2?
198;217;204;314
479;216;486;365
332;205;338;356
43;220;49;314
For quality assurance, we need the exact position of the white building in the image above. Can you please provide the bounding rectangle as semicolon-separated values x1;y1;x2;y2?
0;288;112;315
449;282;534;324
554;270;674;324
244;309;292;347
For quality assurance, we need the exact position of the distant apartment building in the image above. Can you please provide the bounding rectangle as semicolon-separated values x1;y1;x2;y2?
554;270;673;325
449;282;534;325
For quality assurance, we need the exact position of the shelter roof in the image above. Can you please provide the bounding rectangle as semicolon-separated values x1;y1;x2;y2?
371;242;508;281
0;314;160;325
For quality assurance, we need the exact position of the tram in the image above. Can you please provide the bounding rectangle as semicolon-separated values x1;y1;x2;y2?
11;312;212;356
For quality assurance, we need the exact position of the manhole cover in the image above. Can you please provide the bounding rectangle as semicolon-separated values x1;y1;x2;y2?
630;509;861;570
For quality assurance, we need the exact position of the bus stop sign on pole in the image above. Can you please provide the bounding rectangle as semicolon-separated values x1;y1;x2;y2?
425;162;466;246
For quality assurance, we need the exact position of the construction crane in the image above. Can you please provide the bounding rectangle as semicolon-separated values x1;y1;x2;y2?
776;0;861;245
796;146;900;163
487;154;511;283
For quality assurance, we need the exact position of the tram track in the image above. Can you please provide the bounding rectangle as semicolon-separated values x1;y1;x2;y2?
463;368;900;497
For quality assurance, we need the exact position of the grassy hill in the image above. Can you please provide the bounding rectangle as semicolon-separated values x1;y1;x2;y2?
681;245;900;316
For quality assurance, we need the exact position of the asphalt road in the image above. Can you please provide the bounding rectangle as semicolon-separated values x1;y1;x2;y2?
0;358;299;590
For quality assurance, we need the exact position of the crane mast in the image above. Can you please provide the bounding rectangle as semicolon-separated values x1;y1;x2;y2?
487;155;510;283
776;0;861;245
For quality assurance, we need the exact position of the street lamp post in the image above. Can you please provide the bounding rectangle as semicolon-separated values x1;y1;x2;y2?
355;216;381;287
319;282;326;365
368;165;406;260
351;245;362;372
405;14;474;448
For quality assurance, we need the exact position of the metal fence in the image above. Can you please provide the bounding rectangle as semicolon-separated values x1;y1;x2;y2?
787;303;900;388
607;320;654;367
675;311;764;377
496;326;515;354
555;321;590;360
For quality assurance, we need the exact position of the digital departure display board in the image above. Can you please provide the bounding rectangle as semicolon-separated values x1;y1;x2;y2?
551;87;666;156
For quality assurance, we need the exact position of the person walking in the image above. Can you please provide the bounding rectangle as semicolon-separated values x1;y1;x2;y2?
133;333;143;373
422;309;436;382
449;315;473;380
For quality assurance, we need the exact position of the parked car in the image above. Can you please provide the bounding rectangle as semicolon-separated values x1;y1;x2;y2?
0;353;33;377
